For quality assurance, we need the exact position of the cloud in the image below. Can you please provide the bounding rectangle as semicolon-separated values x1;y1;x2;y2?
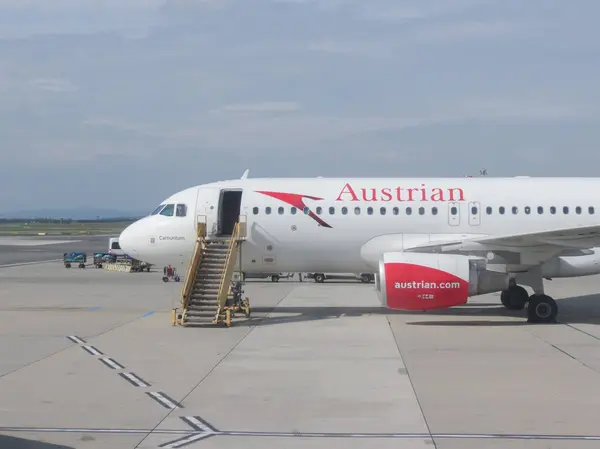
31;78;79;93
0;0;600;212
214;101;301;113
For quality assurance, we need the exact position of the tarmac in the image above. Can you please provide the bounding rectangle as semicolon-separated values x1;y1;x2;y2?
1;236;600;448
0;235;110;267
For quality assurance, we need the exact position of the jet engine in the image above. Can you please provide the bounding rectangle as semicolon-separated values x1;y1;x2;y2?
377;252;510;310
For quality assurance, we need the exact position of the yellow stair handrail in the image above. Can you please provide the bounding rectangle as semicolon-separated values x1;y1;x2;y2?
180;222;206;310
215;222;240;313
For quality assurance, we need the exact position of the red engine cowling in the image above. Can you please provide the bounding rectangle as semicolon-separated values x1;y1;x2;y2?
377;252;509;311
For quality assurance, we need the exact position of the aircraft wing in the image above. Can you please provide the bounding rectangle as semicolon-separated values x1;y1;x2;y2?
406;224;600;256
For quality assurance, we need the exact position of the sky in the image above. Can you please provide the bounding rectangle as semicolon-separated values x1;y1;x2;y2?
0;0;599;214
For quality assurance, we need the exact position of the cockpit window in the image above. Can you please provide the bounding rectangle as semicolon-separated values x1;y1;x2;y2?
159;204;175;216
150;204;165;215
176;204;187;217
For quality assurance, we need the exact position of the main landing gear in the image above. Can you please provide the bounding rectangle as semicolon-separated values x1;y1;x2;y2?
500;284;558;324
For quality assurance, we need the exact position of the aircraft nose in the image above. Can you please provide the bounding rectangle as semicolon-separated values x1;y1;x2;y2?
119;222;141;258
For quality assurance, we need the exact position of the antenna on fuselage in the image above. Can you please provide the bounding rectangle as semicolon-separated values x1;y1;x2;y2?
241;169;250;179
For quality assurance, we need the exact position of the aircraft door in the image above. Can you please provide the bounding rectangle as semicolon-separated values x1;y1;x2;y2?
198;187;222;237
468;201;481;226
448;202;460;226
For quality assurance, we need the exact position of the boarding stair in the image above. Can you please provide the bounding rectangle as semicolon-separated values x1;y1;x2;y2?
174;218;250;327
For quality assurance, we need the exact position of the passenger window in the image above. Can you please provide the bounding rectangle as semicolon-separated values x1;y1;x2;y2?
512;206;518;214
291;207;297;214
159;204;175;216
176;204;187;217
265;207;271;214
471;206;478;215
550;206;556;214
524;206;531;215
151;204;165;215
576;206;582;214
538;206;543;214
354;207;361;215
451;206;457;215
486;206;492;215
406;207;412;215
563;206;569;214
393;207;399;215
341;207;348;215
419;207;425;215
316;207;322;215
367;207;373;215
499;207;505;214
432;207;438;215
329;207;335;215
303;207;310;215
278;207;284;215
252;207;259;215
380;207;386;215
589;206;595;214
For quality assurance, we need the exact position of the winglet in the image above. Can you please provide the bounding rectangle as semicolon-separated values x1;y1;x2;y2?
241;169;250;179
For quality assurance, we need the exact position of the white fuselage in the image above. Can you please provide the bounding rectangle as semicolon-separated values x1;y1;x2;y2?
118;177;600;280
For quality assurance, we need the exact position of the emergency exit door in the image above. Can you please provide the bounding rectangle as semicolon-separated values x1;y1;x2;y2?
468;201;481;226
448;202;460;226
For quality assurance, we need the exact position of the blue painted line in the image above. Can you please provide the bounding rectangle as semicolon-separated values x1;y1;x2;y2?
88;307;102;311
142;311;155;317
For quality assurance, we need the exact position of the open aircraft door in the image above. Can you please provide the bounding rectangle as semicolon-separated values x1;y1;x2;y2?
198;187;222;237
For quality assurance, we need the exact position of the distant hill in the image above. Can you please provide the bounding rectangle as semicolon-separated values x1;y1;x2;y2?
0;207;147;220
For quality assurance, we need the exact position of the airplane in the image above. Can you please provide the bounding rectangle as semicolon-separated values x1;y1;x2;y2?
118;173;600;324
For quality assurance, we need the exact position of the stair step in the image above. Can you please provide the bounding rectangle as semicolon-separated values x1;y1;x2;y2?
189;299;219;303
197;267;225;273
186;312;215;318
186;305;217;311
202;260;227;265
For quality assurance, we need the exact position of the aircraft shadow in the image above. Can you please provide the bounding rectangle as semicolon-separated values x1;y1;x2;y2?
235;294;600;328
0;435;74;449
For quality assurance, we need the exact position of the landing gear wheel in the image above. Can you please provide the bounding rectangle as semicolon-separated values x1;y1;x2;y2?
500;286;528;310
271;275;280;282
313;273;325;283
527;294;558;324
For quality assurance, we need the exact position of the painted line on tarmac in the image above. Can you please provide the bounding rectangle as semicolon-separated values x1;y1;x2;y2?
0;258;62;268
146;392;182;410
66;335;86;345
82;345;103;356
2;423;600;444
119;372;151;388
99;357;124;370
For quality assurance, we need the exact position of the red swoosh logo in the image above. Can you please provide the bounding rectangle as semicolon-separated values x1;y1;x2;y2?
256;191;333;228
